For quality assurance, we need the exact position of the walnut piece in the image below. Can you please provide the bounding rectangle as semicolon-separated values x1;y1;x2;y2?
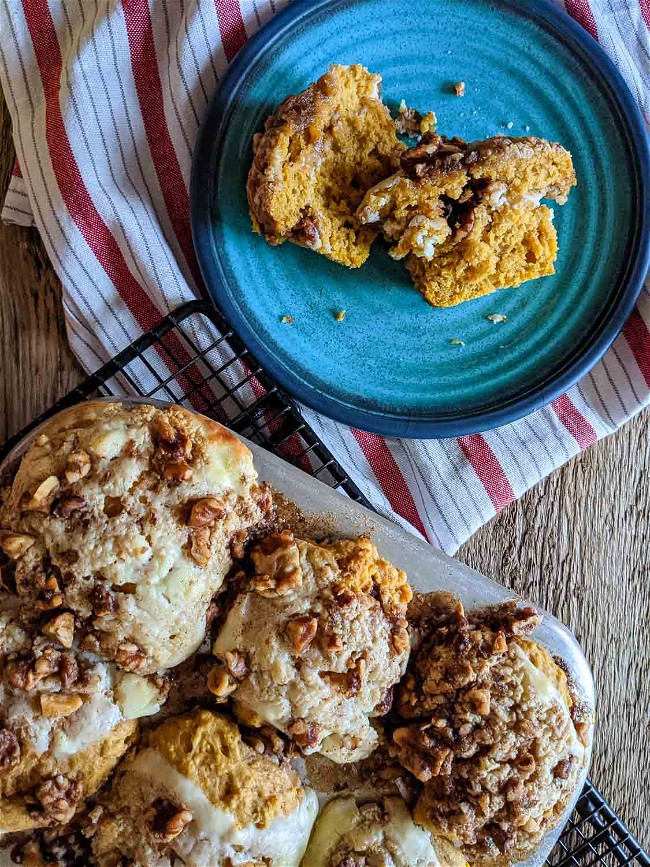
251;530;302;597
390;623;410;656
32;775;81;825
206;665;237;699
286;616;318;656
59;652;80;689
65;450;91;484
91;584;115;616
42;612;75;648
0;728;21;768
40;693;84;718
53;496;87;518
189;527;211;566
188;497;226;528
115;642;147;671
149;798;193;840
392;725;451;782
152;418;193;483
0;531;36;559
23;476;60;511
36;575;63;611
288;718;320;749
224;650;248;679
332;583;356;607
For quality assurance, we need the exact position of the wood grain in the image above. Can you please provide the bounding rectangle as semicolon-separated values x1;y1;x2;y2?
1;92;648;845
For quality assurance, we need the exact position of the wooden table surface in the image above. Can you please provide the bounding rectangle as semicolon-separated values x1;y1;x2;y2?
1;94;648;847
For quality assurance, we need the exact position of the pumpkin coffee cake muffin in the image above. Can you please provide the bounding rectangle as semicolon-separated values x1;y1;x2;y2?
390;596;589;865
247;64;405;267
91;710;318;867
357;133;576;306
0;610;163;833
0;401;271;675
213;531;412;763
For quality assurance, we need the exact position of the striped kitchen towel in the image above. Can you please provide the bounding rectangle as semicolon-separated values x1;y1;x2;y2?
0;0;648;554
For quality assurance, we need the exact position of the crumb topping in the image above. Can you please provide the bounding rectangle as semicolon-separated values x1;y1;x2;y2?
390;598;587;864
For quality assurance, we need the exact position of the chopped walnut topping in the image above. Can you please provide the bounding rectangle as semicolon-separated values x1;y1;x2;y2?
0;728;21;768
163;461;193;483
0;531;36;559
391;624;410;656
91;584;115;616
293;214;322;249
332;583;356;607
53;496;87;518
152;417;193;483
395;100;425;136
5;657;34;690
59;652;80;689
230;529;248;560
23;476;60;512
64;450;91;483
188;497;226;528
36;575;63;611
224;650;248;679
393;598;585;862
115;642;147;671
42;612;75;648
148;798;193;840
392;725;451;782
206;665;237;699
31;775;81;825
288;718;320;749
250;530;302;597
286;616;318;656
189;526;211;566
375;685;394;717
553;757;573;779
40;693;84;718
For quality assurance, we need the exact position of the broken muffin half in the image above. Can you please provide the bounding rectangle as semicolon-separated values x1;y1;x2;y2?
357;134;576;306
247;64;405;268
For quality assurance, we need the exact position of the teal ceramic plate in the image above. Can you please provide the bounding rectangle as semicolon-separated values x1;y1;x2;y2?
191;0;649;438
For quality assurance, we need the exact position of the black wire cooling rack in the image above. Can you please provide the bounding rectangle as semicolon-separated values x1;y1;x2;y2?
1;299;647;867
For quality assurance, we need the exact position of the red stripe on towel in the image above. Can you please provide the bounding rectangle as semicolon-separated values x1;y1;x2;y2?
123;0;204;288
623;308;650;387
551;394;597;449
352;429;429;539
214;0;248;61
458;434;515;512
564;0;599;40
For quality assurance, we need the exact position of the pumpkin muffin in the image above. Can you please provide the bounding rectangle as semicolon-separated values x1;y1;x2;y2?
91;710;318;867
247;64;405;267
213;532;412;763
0;612;160;833
357;134;576;306
0;401;271;674
390;597;589;865
302;795;467;867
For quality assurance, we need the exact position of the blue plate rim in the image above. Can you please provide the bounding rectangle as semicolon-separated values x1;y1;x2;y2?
191;0;650;439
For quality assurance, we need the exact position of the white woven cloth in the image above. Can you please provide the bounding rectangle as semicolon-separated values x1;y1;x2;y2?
1;0;648;553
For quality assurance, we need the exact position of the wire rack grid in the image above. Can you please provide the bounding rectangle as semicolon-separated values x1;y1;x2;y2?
0;299;647;867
